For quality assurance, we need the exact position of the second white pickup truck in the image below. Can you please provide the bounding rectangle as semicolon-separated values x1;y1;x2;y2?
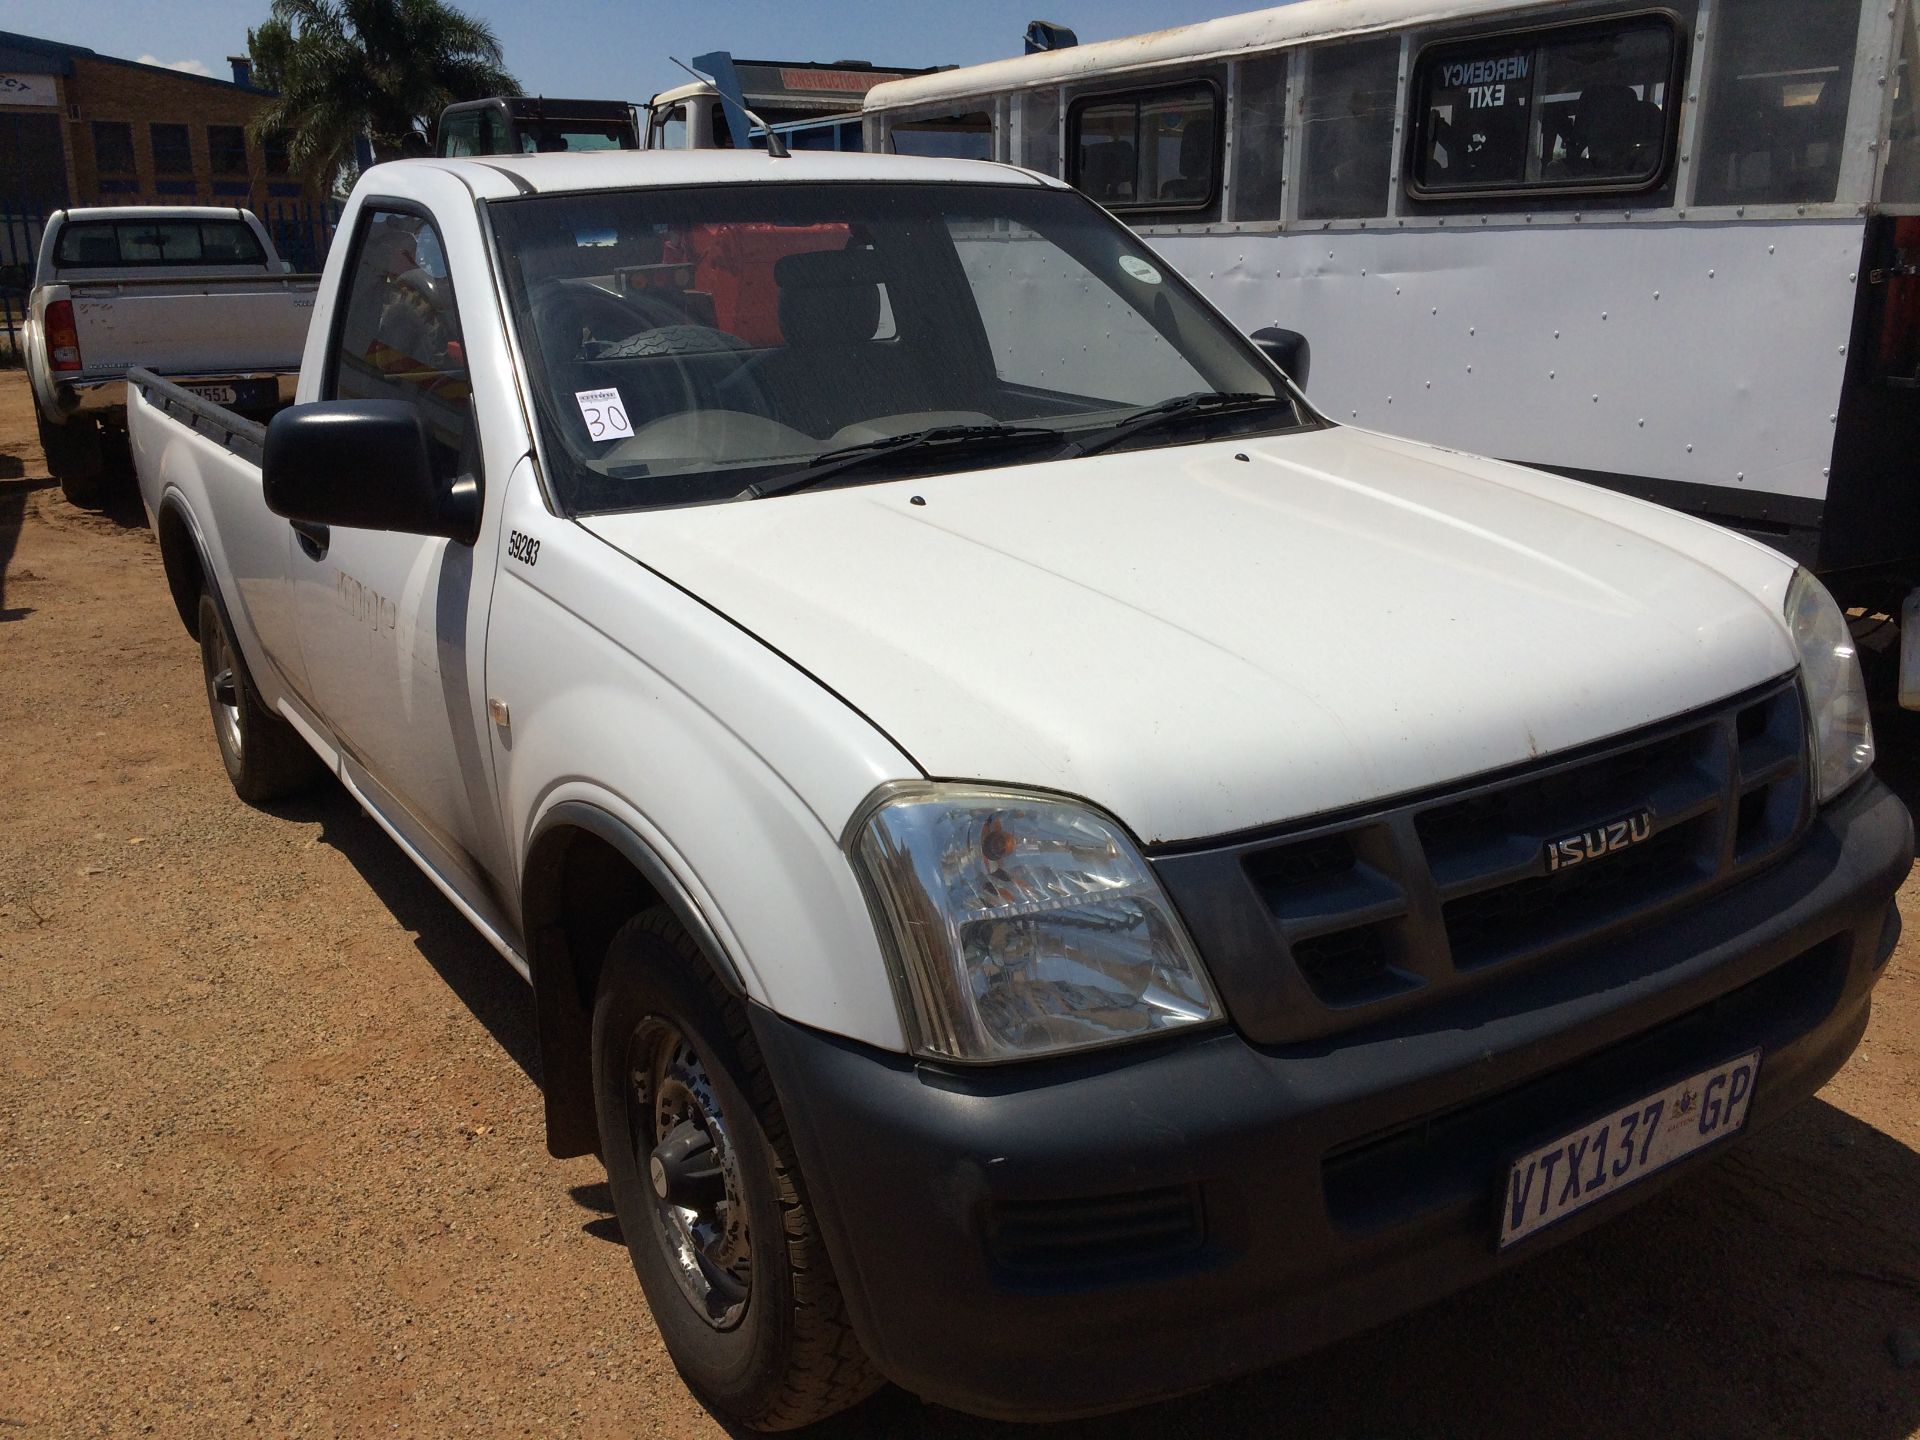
27;206;315;504
130;149;1910;1430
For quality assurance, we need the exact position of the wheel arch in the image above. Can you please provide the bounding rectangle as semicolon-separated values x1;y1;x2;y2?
155;491;214;636
521;800;746;1159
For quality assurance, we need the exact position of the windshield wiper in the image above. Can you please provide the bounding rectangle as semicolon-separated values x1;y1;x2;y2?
734;423;1062;501
1056;391;1292;460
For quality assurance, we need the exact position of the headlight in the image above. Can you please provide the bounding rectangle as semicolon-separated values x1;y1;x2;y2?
1785;568;1873;802
851;783;1222;1062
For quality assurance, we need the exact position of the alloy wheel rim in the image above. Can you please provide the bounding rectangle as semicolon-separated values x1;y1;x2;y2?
627;1016;751;1330
206;629;242;760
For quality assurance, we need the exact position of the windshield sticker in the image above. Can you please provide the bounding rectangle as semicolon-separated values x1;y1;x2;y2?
574;387;634;441
1119;256;1162;285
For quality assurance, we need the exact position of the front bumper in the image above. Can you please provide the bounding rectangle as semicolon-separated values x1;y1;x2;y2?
752;774;1911;1422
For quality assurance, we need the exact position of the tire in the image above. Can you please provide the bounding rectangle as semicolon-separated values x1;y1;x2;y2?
196;590;324;804
592;909;881;1431
35;408;104;507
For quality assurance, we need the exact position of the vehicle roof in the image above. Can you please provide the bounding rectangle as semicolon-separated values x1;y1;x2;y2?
864;0;1551;107
397;149;1064;200
57;205;254;224
650;80;721;105
446;95;632;116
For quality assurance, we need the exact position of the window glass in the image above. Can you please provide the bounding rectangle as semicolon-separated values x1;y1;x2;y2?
892;111;993;159
1068;82;1219;211
1878;1;1919;203
208;125;249;175
1298;39;1398;219
1020;88;1060;176
438;110;483;156
1231;53;1288;219
661;105;687;149
151;123;192;174
54;219;266;267
331;209;472;471
92;121;135;175
488;182;1295;514
535;125;628;152
1695;0;1861;206
1410;16;1678;194
954;214;1208;398
263;131;291;175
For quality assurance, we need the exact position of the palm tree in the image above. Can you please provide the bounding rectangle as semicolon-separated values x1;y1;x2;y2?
247;0;520;191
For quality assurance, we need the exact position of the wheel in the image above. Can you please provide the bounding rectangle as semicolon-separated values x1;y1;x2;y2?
35;408;104;507
196;590;324;804
592;910;881;1431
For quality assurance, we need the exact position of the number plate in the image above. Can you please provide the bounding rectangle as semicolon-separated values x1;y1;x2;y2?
182;380;274;409
1497;1050;1760;1251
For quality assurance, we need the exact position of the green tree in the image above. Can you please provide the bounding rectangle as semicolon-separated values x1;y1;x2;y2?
246;0;519;191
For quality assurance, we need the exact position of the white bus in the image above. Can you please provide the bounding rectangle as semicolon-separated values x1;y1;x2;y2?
863;0;1920;657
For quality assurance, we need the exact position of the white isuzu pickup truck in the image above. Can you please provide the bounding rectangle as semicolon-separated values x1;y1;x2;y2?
129;149;1911;1430
28;206;315;505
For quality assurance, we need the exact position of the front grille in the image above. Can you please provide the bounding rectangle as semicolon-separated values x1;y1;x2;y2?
1151;677;1810;1043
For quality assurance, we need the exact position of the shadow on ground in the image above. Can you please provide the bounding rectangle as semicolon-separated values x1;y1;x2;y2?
269;780;541;1088
0;473;48;620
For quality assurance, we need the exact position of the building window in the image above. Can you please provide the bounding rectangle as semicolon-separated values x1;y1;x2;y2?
92;121;136;175
1406;14;1684;198
151;123;193;175
263;131;291;176
208;125;249;176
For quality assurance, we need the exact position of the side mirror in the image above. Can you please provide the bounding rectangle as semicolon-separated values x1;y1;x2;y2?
1251;327;1310;392
263;399;478;543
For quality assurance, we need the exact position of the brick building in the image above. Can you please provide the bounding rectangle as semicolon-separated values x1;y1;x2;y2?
0;29;324;212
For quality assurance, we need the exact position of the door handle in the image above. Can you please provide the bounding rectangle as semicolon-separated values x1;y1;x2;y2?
291;520;330;561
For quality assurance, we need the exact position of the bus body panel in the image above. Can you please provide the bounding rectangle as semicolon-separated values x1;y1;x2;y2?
1150;217;1862;551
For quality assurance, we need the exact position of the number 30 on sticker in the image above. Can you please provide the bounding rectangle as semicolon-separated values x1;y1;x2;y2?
574;386;635;441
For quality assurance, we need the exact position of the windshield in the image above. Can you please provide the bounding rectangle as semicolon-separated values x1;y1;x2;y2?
488;181;1306;513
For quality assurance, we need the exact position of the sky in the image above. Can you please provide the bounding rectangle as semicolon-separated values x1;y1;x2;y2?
0;0;1246;104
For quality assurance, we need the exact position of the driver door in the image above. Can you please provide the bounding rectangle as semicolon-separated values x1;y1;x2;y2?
288;203;514;900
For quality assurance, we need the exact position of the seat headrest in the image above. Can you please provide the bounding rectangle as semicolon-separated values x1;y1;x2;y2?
775;246;882;348
1574;83;1663;164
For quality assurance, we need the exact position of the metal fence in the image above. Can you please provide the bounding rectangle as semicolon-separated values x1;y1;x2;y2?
0;197;343;364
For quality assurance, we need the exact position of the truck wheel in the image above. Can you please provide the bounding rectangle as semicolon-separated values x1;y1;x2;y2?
196;591;323;804
34;409;104;508
592;910;881;1431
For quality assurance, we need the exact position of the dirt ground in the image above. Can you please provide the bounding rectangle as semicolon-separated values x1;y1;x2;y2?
0;368;1917;1440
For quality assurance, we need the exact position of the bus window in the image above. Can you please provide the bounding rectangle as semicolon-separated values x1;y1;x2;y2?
1881;3;1919;203
1298;38;1398;220
1694;0;1861;206
1231;53;1288;220
1407;14;1682;196
1020;89;1060;177
892;111;993;160
1067;81;1220;213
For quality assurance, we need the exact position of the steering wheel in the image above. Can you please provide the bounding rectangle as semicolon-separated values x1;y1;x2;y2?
527;280;776;429
531;281;656;357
